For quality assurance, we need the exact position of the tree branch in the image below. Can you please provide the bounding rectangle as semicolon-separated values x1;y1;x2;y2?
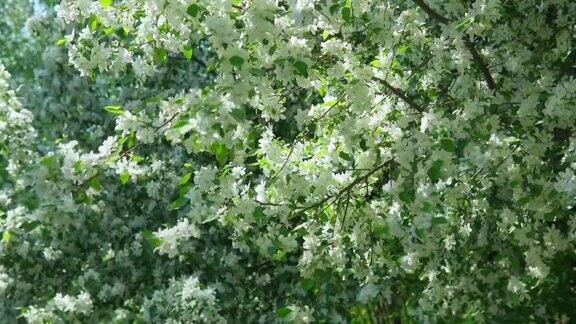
297;159;395;214
372;76;423;112
412;0;496;90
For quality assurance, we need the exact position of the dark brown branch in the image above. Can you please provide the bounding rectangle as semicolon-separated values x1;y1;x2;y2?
297;159;394;214
462;38;496;90
372;76;423;112
406;55;432;81
254;200;283;206
412;0;496;90
413;0;449;24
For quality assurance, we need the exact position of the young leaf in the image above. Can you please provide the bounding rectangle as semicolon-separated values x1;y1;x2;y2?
141;229;162;248
120;171;130;185
182;45;193;60
170;196;188;210
100;0;112;7
103;105;124;115
180;173;192;185
455;18;473;31
154;47;168;64
88;15;100;31
211;142;229;165
2;231;12;243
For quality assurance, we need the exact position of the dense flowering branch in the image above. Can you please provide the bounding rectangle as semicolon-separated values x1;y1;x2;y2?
413;0;497;90
1;0;575;323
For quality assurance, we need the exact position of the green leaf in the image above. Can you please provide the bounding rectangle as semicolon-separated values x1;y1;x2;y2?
73;160;84;172
253;206;266;222
120;171;130;185
229;55;245;67
294;60;308;78
432;216;448;225
342;7;351;22
2;231;12;243
100;0;112;7
89;177;102;190
182;45;193;60
131;155;143;163
154;47;168;64
301;278;315;291
102;249;115;262
397;44;410;55
339;151;352;161
329;4;339;15
399;188;415;203
318;85;326;97
127;132;136;149
276;307;291;318
170;196;188;210
273;249;286;261
179;185;192;196
187;4;200;17
211;142;229;165
323;99;339;107
88;15;100;31
230;108;246;121
40;155;58;168
440;138;456;152
102;26;115;35
427;160;443;183
103;105;124;115
55;38;67;46
455;17;473;31
22;221;41;232
373;223;390;239
369;59;381;68
180;173;192;185
141;229;162;248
